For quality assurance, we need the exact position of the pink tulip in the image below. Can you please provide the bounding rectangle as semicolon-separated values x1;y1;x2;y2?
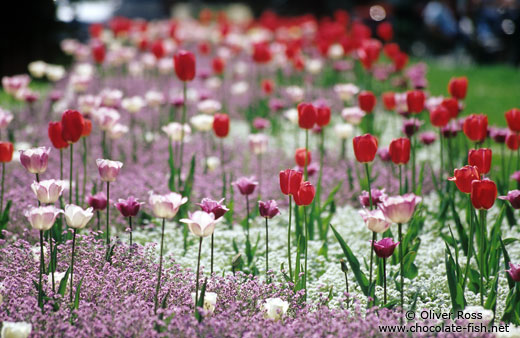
380;193;422;224
20;147;51;174
96;159;123;182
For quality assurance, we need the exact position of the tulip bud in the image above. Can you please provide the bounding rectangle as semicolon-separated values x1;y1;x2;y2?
64;204;94;229
353;134;378;163
82;119;92;137
430;105;451;128
258;200;280;219
174;50;196;82
470;179;497;210
505;108;520;133
441;98;459;119
86;192;108;211
372;238;399;259
316;104;331;127
448;76;468;100
294;148;311;167
0;142;14;163
48;122;69;149
279;169;303;196
382;92;396;110
506;262;520;282
213;113;230;138
463;114;488;143
293;181;315;206
388;137;411;165
297;103;317;129
339;259;348;274
61;110;85;144
468;148;492;175
499;190;520;209
20;147;50;174
358;91;376;113
406;90;425;113
212;57;225;75
506;132;520;151
233;177;258;196
96;158;123;182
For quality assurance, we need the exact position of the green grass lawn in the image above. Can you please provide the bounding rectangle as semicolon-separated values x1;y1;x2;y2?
426;60;520;126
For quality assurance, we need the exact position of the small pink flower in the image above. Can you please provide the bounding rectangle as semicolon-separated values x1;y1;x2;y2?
24;206;62;231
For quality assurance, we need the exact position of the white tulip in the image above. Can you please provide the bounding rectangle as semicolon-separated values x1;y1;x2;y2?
284;108;299;125
108;123;129;140
327;43;344;60
262;297;289;321
190;114;214;132
305;58;323;75
28;61;47;78
191;291;217;314
334;84;359;102
180;211;220;238
206;156;220;172
334;123;354;140
121;96;145;114
64;204;94;229
197;99;222;115
31;179;66;204
45;65;66;82
286;86;304;103
1;322;31;338
162;122;191;142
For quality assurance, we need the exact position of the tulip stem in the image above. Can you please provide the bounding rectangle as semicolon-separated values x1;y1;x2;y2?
129;216;133;251
60;148;63;181
82;137;87;205
365;163;373;209
288;195;293;280
245;195;250;243
96;210;100;231
399;223;404;314
304;205;308;301
49;231;55;294
411;134;416;194
439;129;444;190
36;174;41;207
479;209;487;306
210;233;214;275
38;230;44;311
383;257;387;305
399;165;402;195
304;129;309;180
69;143;73;204
106;182;110;248
70;228;77;303
462;195;474;292
265;217;269;282
154;218;166;313
1;162;4;213
368;231;376;307
131;116;137;163
178;82;187;188
195;236;203;307
340;139;346;161
102;131;107;159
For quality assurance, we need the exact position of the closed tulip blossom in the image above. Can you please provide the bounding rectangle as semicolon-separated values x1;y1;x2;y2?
96;159;123;182
149;191;187;312
463;114;488;143
234;177;258;196
0;141;13;211
353;134;378;164
402;119;422;138
358;91;376;113
499;190;520;209
448;165;480;194
506;262;520;282
372;237;399;304
174;50;196;82
430;105;451;127
0;322;32;338
380;193;421;310
20;147;50;176
341;107;365;125
31;179;66;204
263;298;289;321
471;179;497;210
389;137;411;165
468;148;492;175
25;206;62;308
115;196;143;249
448;76;468;99
86;192;108;211
359;209;391;233
505;108;520;133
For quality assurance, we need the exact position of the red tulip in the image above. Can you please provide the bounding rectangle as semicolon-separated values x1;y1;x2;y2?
463;114;488;143
505;108;520;132
82;119;92;137
213;113;230;138
448;77;468;100
0;142;14;163
198;41;211;55
293;181;315;206
174;50;196;82
448;165;480;194
392;51;409;71
48;122;69;149
150;40;165;59
212;57;225;75
506;132;520;150
316;105;331;127
61;110;85;144
406;90;425;113
358;91;376;113
89;23;103;38
388;137;411;165
252;42;271;64
353;134;378;163
468;148;492;175
471;179;497;210
297;103;317;129
441;98;459;119
382;92;396;110
92;41;106;64
279;169;303;196
261;79;274;95
429;105;451;127
295;148;311;167
376;21;393;41
383;43;400;59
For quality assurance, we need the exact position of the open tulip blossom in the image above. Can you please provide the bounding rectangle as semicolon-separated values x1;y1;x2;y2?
2;7;520;336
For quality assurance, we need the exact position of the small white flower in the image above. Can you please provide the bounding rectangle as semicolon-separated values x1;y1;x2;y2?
230;81;249;96
197;100;221;115
191;292;218;314
327;43;344;60
190;114;214;132
121;96;145;114
305;58;323;75
284;108;298;125
206;157;220;172
28;61;47;78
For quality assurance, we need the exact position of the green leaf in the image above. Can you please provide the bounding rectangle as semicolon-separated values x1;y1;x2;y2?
331;225;370;296
484;272;500;311
500;237;515;290
445;247;465;312
73;278;83;310
195;278;207;322
58;266;71;297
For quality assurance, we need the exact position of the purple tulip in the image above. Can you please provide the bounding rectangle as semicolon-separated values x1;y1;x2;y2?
506;262;520;282
380;193;422;224
196;198;229;220
253;117;270;131
511;171;520;184
419;131;436;146
377;148;391;162
441;122;460;138
20;147;50;174
233;177;258;196
372;238;400;259
115;196;142;217
498;190;520;209
402;119;422;138
489;127;507;144
258;200;280;219
86;192;108;211
359;188;387;208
